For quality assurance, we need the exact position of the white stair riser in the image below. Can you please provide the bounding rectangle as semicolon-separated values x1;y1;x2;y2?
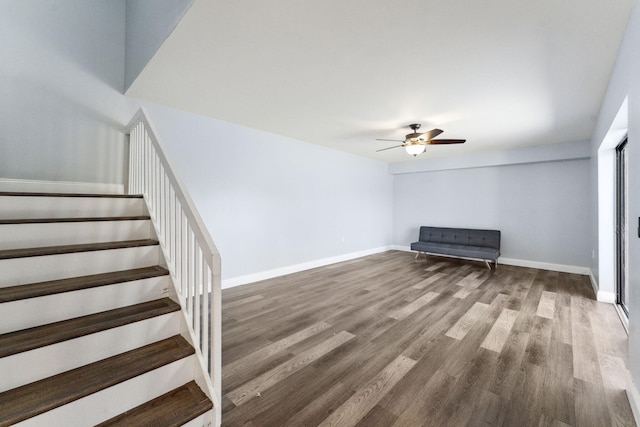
0;246;162;287
0;220;153;250
0;313;183;393
0;275;172;333
182;412;213;427
15;356;198;427
0;196;146;219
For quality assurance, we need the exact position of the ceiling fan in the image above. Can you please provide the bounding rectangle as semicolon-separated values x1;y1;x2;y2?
376;124;466;157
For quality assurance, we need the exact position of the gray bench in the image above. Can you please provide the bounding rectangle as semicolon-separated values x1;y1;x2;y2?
410;226;501;269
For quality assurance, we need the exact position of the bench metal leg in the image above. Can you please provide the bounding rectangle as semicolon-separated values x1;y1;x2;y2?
415;251;420;260
484;260;492;270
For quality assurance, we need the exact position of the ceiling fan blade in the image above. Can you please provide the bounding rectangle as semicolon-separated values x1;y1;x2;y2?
420;129;444;140
427;139;466;144
376;145;404;152
375;138;404;142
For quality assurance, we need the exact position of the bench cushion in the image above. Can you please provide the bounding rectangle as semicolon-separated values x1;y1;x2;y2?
418;227;500;249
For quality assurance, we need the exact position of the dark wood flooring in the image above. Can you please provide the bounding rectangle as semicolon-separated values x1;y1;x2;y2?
221;251;635;427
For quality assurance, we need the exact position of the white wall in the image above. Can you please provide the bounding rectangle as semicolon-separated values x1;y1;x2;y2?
0;0;129;186
131;102;394;282
124;0;193;91
590;0;640;413
392;154;591;269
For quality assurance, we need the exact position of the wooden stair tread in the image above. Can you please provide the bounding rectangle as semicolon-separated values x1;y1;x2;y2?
0;216;151;224
0;266;169;303
0;239;159;260
96;381;212;427
0;192;142;198
0;335;194;426
0;298;180;358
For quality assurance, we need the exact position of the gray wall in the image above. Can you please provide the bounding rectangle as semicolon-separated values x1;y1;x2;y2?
590;0;640;398
133;102;394;281
0;0;129;185
124;0;193;91
393;158;591;268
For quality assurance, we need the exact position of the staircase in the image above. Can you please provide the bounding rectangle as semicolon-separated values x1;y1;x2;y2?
0;192;214;426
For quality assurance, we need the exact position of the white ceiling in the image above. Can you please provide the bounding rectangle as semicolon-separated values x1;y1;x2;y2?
126;0;633;163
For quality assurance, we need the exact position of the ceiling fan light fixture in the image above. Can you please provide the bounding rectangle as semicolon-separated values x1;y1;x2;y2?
405;143;426;157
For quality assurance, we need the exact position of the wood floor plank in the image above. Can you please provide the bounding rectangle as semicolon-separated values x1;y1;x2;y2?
226;331;354;406
317;354;415;427
353;404;398;427
465;389;506;427
501;361;546;426
536;290;557;319
542;340;576;426
599;353;628;391
455;270;486;289
480;308;518;353
222;295;265;310
388;368;457;426
607;388;637;427
553;293;573;346
526;315;554;367
388;291;439;320
453;287;472;299
411;273;446;289
222;321;331;384
571;296;603;384
590;303;628;360
488;330;530;399
431;348;500;426
445;301;489;340
574;378;611;427
424;261;447;271
282;381;350;427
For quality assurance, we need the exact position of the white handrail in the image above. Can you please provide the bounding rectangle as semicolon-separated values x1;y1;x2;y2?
126;108;222;426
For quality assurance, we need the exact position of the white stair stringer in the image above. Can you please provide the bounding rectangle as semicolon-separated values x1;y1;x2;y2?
0;274;172;334
0;194;146;219
0;311;182;393
0;219;153;250
0;245;162;287
14;355;197;427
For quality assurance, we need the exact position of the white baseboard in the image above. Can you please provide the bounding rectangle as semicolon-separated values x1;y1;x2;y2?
588;271;617;304
389;245;413;252
589;271;599;300
628;376;640;425
498;257;590;275
391;246;590;275
596;290;616;304
0;178;124;194
221;246;392;289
